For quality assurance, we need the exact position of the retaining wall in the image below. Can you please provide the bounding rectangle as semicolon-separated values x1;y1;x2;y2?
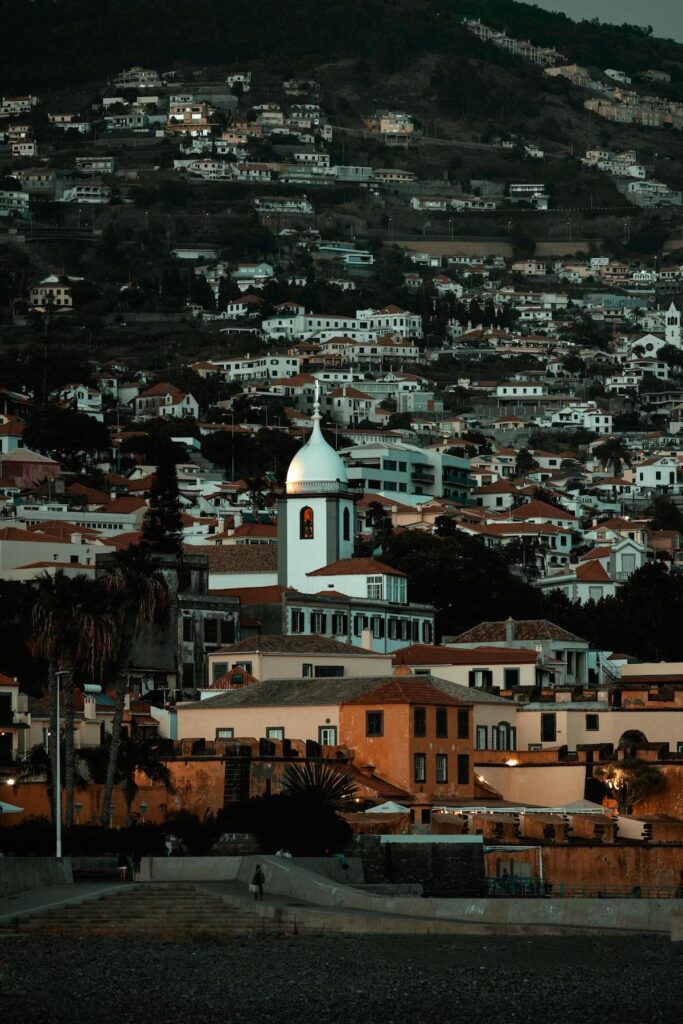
0;857;73;895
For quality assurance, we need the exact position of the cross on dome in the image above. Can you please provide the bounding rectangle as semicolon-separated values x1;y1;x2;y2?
285;379;348;493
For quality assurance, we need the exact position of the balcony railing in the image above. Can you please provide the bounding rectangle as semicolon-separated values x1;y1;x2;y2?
486;879;679;898
286;480;354;496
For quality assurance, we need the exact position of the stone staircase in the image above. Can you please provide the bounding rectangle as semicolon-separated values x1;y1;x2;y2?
1;883;307;940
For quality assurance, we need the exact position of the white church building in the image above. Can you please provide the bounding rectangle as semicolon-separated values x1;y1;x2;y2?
252;385;436;652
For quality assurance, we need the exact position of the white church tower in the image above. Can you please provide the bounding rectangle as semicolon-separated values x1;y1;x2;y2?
665;301;681;348
277;382;356;592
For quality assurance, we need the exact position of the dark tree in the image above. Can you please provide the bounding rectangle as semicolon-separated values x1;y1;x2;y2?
141;445;184;555
24;404;111;465
382;529;540;639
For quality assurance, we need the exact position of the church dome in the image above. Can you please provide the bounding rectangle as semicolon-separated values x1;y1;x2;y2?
286;385;348;494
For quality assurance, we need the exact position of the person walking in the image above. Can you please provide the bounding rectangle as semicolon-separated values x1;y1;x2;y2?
117;851;129;882
132;850;142;881
252;864;265;901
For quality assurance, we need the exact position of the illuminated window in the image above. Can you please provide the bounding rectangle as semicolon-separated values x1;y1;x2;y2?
300;505;314;539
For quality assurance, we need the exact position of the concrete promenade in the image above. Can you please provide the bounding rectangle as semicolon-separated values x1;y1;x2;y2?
1;856;679;937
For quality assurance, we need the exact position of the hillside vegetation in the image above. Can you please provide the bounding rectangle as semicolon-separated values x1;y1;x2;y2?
1;0;682;94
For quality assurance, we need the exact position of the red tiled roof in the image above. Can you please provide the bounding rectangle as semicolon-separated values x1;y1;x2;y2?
575;560;611;582
209;584;293;604
307;557;405;578
393;644;538;666
512;499;576;522
344;677;467;707
188;544;278;574
449;619;584;644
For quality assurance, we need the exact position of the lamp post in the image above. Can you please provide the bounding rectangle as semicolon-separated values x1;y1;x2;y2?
54;669;70;859
139;801;148;824
75;801;83;825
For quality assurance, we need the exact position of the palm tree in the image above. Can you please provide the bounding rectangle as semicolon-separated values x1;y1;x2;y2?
593;437;632;478
29;573;118;827
282;759;358;809
99;547;169;826
117;734;174;822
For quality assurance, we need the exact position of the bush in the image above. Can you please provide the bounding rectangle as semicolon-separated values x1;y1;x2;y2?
0;819;166;856
218;795;352;856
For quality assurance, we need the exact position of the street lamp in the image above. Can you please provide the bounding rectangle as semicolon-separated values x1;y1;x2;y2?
139;801;148;824
54;669;70;859
74;801;83;825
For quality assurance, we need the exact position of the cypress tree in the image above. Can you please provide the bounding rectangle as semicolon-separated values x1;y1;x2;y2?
141;445;183;554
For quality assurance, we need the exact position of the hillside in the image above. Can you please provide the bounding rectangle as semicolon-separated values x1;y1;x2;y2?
1;0;683;95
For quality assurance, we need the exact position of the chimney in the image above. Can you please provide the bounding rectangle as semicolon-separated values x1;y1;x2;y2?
360;628;374;651
505;617;515;642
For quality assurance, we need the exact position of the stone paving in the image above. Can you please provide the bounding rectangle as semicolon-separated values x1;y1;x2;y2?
0;933;679;1024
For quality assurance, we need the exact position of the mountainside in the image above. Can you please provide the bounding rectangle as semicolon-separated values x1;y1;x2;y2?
1;0;683;95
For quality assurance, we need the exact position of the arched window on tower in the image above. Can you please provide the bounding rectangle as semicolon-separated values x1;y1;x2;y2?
343;506;351;541
300;505;314;540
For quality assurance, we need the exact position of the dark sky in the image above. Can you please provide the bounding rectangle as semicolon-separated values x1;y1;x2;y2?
529;1;683;44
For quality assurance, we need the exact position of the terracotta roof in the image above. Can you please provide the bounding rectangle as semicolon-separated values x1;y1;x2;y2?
179;674;395;710
344;676;468;707
0;672;19;687
448;619;585;644
97;496;147;514
393;644;538;666
188;544;278;575
206;665;259;689
66;482;110;504
226;523;277;539
307;557;405;578
579;546;612;561
575;560;611;583
211;634;385;656
511;500;576;522
209;584;292;604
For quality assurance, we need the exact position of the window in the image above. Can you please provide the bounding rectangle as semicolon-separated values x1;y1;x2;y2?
182;616;193;642
300;505;314;539
457;709;469;740
182;662;195;687
291;609;306;633
311;612;327;634
400;620;410;641
367;575;383;600
315;665;344;677
436;754;448;784
435;707;448;738
585;713;599;732
372;616;385;639
302;663;313;677
422;621;433;644
475;725;488;750
319;726;338;746
366;711;383;736
266;727;284;741
414;753;426;784
541;713;557;742
457;754;470;785
492;722;516;751
331;612;348;635
203;618;218;644
216;728;234;739
413;707;426;737
211;661;228;683
504;668;520;688
343;506;351;541
235;661;252;674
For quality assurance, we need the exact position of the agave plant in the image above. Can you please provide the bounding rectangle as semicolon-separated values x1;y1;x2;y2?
282;759;358;809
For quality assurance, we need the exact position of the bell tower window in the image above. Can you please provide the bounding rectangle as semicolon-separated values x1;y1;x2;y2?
343;506;351;541
300;505;314;540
